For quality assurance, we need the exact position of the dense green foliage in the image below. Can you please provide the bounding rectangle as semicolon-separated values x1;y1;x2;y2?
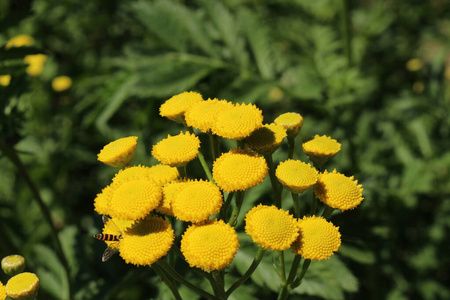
1;0;449;299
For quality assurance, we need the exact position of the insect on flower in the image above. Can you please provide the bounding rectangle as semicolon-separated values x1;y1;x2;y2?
93;215;123;262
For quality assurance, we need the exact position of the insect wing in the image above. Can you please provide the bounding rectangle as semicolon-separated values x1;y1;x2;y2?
102;215;123;236
102;242;120;262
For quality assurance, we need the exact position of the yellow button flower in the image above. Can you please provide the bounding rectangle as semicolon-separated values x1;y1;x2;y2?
160;91;204;123
292;216;341;260
212;103;263;140
97;136;138;168
246;123;287;155
302;135;341;167
6;272;39;300
185;98;234;133
156;181;185;216
5;35;34;49
314;169;363;211
152;131;200;167
1;255;25;276
245;204;299;251
23;54;47;76
94;184;113;216
276;160;318;193
147;164;179;186
274;112;304;138
0;281;5;300
181;219;239;271
0;75;11;87
171;180;223;223
112;165;151;184
212;148;268;192
406;58;424;72
107;177;163;220
120;216;174;266
52;76;72;92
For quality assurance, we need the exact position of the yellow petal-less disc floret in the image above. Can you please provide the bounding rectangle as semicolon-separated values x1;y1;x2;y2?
0;75;11;87
314;170;364;211
119;216;174;266
97;136;138;168
6;272;39;300
112;165;151;184
147;164;179;186
172;180;223;223
181;219;239;271
276;160;319;193
152;131;200;167
212;103;263;140
102;217;133;249
1;255;25;277
274;112;304;138
107;177;162;220
213;148;268;192
292;216;341;260
160;91;204;123
156;181;185;216
245;204;299;251
52;76;72;92
185;98;234;133
94;184;113;215
23;54;47;76
5;35;34;49
0;281;5;300
302;135;341;167
246;123;287;155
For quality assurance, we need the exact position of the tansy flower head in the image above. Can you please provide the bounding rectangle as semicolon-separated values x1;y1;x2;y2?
171;180;223;223
276;160;318;193
94;184;113;216
181;219;239;271
274;112;304;138
152;131;200;167
5;35;34;49
213;148;268;192
314;170;363;211
23;54;47;76
302;135;341;167
1;255;25;277
147;164;179;186
185;98;234;133
246;123;287;155
0;282;5;300
102;217;133;249
97;136;138;168
212;103;263;140
0;75;11;87
156;181;185;216
112;165;151;184
245;204;299;251
292;216;341;260
120;216;174;266
160;91;203;123
107;177;162;220
6;272;39;300
52;76;72;92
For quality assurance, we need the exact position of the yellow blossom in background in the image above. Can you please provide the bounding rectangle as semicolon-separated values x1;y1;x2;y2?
412;81;425;93
302;135;341;167
97;136;138;167
213;148;268;192
5;272;39;300
0;75;11;86
0;282;5;300
94;184;113;215
102;217;133;249
160;91;204;123
1;255;25;277
52;75;72;92
314;169;364;211
181;219;239;271
292;216;341;260
147;164;179;186
156;181;185;216
171;180;223;223
112;165;151;184
276;160;318;193
245;204;299;251
185;98;234;133
120;216;174;266
246;123;287;155
152;131;200;167
23;54;47;76
406;58;424;72
5;34;34;49
212;103;263;140
274;112;304;138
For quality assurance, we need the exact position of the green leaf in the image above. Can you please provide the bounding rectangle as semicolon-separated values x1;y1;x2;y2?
338;245;375;265
59;225;79;277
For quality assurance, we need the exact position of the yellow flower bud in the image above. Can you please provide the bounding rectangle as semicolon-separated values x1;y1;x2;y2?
1;255;25;276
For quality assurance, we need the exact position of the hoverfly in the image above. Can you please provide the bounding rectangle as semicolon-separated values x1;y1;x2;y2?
93;215;123;262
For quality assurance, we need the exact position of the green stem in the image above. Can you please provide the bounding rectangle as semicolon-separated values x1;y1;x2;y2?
265;154;282;208
236;140;246;149
176;166;187;179
321;206;335;220
228;190;245;226
310;193;318;216
197;150;214;182
152;263;182;300
292;192;301;218
340;0;353;67
287;137;295;159
208;132;220;161
291;259;311;289
226;247;266;297
212;270;226;299
219;192;234;221
286;255;302;285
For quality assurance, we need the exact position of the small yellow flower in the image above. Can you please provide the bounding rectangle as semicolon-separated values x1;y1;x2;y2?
274;112;304;138
160;91;204;123
52;76;72;92
276;160;318;193
152;131;200;167
406;58;424;72
181;219;239;271
314;169;363;211
94;184;113;216
0;75;11;86
212;103;263;140
171;180;223;223
246;123;287;155
156;181;185;216
120;216;174;266
23;54;47;77
245;204;299;251
302;135;341;167
185;98;234;133
112;165;151;184
102;217;133;249
6;272;39;300
292;216;341;260
107;177;163;220
0;281;5;300
147;164;179;186
1;255;25;277
212;148;268;192
97;136;138;168
5;35;34;49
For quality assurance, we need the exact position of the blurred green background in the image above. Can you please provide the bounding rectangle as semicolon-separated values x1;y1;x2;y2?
1;0;449;299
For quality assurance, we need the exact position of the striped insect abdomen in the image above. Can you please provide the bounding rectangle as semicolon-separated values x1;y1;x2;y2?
93;234;121;241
